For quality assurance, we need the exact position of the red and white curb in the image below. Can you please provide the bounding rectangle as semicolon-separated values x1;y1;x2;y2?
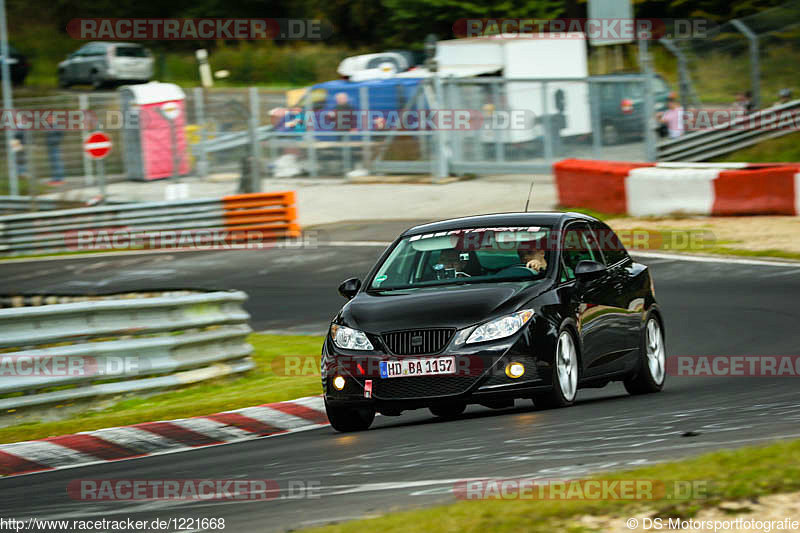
554;159;800;216
0;396;328;477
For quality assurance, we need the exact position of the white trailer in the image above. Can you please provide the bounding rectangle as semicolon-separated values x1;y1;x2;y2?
400;34;591;143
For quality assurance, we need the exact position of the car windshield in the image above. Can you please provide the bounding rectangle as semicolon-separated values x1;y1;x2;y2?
369;226;553;291
115;46;147;58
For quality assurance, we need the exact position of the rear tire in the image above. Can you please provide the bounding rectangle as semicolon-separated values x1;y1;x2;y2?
624;314;666;395
325;400;375;432
533;327;579;409
430;402;466;419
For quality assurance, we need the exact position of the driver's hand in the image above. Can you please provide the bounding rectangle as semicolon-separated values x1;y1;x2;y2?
526;258;546;272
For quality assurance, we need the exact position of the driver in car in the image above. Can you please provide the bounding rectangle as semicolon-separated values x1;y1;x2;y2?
518;242;547;274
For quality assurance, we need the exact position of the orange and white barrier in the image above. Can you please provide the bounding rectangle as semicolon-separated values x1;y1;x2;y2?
554;159;800;216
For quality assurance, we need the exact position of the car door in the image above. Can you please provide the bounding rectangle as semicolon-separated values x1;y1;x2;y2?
86;44;107;81
64;46;87;81
591;221;647;355
561;221;628;377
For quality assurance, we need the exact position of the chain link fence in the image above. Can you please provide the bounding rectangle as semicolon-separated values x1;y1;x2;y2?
1;77;656;200
676;0;800;109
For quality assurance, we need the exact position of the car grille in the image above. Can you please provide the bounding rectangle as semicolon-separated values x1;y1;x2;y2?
372;375;477;400
382;328;454;355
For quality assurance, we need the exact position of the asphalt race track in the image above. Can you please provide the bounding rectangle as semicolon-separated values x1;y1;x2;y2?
1;241;800;531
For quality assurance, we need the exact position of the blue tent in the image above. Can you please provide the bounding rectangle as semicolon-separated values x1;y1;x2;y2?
276;77;425;133
308;78;424;111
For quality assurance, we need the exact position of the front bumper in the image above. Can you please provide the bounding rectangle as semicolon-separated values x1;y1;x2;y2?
322;329;555;410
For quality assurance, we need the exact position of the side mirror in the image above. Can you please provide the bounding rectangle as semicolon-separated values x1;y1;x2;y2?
574;260;607;283
338;278;361;300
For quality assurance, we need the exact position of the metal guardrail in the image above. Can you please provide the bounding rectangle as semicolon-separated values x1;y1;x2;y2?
0;290;254;410
0;196;91;213
0;192;299;256
657;100;800;162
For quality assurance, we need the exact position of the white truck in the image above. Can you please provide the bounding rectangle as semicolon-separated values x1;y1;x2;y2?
398;34;591;144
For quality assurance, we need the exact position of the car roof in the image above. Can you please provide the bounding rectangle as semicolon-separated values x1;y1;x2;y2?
84;42;144;47
401;212;597;236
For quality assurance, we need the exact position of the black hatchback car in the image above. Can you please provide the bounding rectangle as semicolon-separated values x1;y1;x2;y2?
322;212;665;432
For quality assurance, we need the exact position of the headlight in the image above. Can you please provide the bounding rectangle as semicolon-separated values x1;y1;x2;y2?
330;324;374;351
466;309;534;344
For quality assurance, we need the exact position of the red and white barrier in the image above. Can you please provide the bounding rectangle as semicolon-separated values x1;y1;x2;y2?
554;159;800;216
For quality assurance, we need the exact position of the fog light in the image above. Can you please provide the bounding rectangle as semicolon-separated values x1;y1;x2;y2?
505;362;525;379
332;375;346;390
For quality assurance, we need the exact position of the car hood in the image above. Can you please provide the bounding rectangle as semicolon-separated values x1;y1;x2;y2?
340;281;548;333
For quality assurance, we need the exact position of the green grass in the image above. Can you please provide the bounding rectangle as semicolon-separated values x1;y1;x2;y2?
302;439;800;533
686;246;800;261
0;333;324;445
10;22;360;89
713;132;800;163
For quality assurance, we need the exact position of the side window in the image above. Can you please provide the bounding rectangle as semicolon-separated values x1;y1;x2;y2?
591;221;628;266
561;222;601;280
81;44;104;56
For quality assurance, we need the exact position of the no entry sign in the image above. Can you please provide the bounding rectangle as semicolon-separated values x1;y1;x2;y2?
84;132;112;159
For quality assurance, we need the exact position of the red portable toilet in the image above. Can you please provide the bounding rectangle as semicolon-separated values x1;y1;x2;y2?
119;82;191;180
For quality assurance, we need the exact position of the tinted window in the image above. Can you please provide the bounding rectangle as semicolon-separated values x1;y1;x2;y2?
591;221;628;265
561;222;603;279
116;46;147;58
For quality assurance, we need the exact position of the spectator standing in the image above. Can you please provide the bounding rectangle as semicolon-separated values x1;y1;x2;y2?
658;96;685;139
776;88;792;106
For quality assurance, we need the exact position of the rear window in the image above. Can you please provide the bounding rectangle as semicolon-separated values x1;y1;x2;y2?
115;46;148;58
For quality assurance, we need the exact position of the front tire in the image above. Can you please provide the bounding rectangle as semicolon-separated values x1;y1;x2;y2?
325;400;375;432
533;327;579;409
90;71;104;90
624;314;666;395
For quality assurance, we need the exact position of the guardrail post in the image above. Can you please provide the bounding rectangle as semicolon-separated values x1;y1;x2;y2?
659;38;691;112
0;2;17;197
639;37;658;162
491;80;504;163
359;85;371;172
79;94;93;185
446;80;464;165
432;73;448;181
193;87;209;178
731;19;760;110
304;90;318;177
541;81;554;163
248;87;262;191
590;80;602;158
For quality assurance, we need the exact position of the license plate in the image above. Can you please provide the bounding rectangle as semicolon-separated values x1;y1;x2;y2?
379;357;455;379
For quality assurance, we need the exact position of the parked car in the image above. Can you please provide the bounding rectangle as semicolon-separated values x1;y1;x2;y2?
1;45;30;85
58;42;153;89
598;72;672;145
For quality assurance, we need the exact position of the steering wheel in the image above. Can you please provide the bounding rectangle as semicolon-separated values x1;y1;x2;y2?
494;265;537;277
